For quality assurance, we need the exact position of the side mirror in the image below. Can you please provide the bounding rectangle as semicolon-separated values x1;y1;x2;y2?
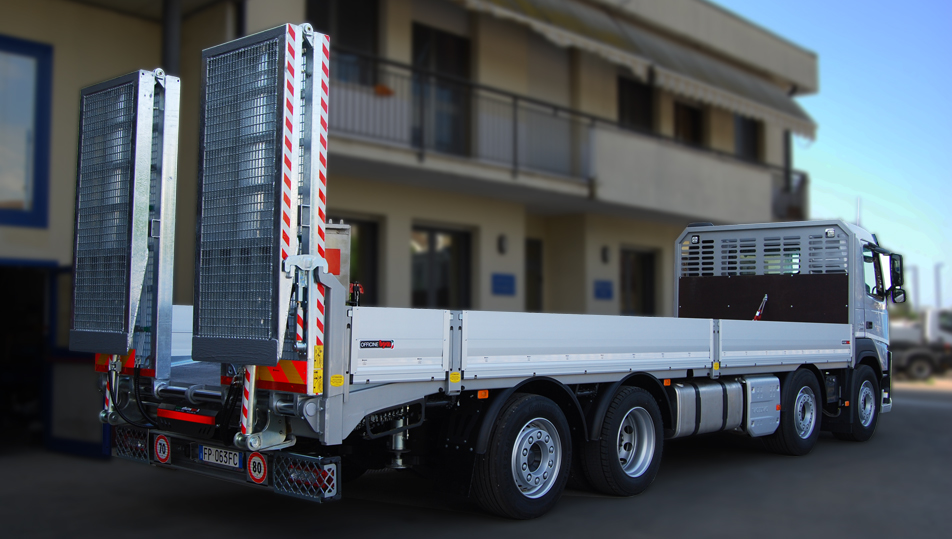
892;288;906;304
891;254;904;288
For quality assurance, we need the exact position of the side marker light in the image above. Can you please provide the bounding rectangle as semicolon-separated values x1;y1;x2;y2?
477;390;489;399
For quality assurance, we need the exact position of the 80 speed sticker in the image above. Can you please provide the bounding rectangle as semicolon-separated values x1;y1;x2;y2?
154;435;171;464
248;452;268;484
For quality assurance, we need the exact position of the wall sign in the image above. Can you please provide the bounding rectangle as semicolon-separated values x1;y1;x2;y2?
594;280;613;300
492;273;516;296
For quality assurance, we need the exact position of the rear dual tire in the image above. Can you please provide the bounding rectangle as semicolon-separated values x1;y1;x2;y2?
580;387;663;496
473;394;572;519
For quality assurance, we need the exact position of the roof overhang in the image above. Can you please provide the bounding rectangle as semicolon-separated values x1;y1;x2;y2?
455;0;815;138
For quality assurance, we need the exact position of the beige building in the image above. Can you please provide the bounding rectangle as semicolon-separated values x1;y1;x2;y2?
0;0;816;449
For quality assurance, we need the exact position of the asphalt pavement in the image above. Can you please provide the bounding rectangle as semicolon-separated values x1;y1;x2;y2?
3;380;950;538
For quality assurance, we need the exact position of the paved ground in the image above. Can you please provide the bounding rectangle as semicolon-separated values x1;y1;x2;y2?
3;380;951;538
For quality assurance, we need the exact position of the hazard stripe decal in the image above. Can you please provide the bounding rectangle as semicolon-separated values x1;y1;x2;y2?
157;408;216;425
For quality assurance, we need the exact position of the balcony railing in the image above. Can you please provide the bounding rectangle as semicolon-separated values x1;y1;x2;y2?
328;48;809;219
772;169;809;220
329;49;591;180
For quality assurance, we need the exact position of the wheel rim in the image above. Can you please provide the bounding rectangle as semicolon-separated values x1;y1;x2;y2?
510;417;562;499
616;407;655;478
858;380;876;427
794;386;817;439
910;360;930;379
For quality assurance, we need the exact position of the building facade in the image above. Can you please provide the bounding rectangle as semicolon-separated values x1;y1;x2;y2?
0;0;817;448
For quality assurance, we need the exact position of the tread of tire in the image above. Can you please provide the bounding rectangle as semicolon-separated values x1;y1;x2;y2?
471;394;534;518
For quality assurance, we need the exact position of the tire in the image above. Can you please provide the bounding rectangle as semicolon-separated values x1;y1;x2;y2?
833;365;881;442
764;369;822;456
906;356;933;381
472;394;572;519
580;387;663;496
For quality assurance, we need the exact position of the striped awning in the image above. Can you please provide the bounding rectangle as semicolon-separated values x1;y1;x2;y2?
454;0;815;138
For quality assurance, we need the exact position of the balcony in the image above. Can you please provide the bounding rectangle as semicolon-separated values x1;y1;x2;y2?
327;49;807;222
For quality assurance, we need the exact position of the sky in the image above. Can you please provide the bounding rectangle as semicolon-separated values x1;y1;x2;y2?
713;0;952;310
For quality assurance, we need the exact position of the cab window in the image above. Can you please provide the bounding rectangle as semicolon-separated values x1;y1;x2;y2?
939;311;952;333
862;245;883;300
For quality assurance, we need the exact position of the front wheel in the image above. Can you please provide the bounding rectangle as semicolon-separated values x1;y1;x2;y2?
472;394;572;519
580;387;663;496
906;356;933;381
764;368;822;456
833;365;881;442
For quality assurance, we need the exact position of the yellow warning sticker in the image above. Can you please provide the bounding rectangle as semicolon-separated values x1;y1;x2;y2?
330;374;345;387
713;362;720;371
449;372;461;383
312;346;325;394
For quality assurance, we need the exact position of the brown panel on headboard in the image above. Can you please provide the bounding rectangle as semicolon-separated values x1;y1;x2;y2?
678;274;849;324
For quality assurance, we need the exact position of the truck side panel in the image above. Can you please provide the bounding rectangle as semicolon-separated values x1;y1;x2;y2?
719;319;851;373
461;311;714;379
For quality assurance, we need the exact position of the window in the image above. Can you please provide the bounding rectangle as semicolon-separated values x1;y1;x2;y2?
674;101;703;147
618;76;653;132
411;227;471;308
329;216;379;306
0;35;51;227
862;245;884;300
307;0;378;84
620;250;656;315
939;311;952;333
734;114;761;161
412;24;471;156
525;239;543;312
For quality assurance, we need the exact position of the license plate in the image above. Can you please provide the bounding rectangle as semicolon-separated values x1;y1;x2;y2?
198;445;243;469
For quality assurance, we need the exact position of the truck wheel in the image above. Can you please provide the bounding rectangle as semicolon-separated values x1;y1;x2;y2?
581;387;663;496
833;365;880;442
764;369;821;456
473;393;571;519
906;356;933;380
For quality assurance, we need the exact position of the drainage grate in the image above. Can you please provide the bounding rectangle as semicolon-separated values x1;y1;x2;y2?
272;453;340;502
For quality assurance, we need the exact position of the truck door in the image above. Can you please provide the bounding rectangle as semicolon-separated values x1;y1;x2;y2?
861;244;888;342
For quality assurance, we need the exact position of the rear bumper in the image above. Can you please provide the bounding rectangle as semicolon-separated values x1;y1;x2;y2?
112;426;340;502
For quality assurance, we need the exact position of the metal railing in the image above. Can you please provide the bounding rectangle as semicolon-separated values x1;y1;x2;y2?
328;49;591;180
772;169;809;221
327;48;810;215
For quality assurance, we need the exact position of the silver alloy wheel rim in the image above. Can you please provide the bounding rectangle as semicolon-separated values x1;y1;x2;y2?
858;380;876;427
511;417;561;499
794;386;817;439
616;407;655;478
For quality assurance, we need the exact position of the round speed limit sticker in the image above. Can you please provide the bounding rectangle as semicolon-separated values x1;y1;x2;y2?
154;435;171;464
248;452;268;484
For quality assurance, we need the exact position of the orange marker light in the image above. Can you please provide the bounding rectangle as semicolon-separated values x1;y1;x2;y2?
477;390;489;399
845;400;850;407
776;404;781;411
663;379;671;386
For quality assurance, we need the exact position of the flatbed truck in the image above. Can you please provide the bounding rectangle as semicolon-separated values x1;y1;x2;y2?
68;24;906;519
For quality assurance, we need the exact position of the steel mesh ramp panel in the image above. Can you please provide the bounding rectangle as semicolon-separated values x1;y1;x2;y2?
70;71;155;355
193;27;295;366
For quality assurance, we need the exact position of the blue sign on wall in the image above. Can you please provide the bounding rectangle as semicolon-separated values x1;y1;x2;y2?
594;280;613;300
492;273;516;296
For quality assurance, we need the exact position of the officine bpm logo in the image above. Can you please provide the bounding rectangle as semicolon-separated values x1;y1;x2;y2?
360;340;395;349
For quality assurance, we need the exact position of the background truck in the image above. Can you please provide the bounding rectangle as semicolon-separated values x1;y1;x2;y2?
889;308;952;379
68;24;907;519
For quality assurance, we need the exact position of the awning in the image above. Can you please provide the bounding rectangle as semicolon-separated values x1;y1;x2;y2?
454;0;815;138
